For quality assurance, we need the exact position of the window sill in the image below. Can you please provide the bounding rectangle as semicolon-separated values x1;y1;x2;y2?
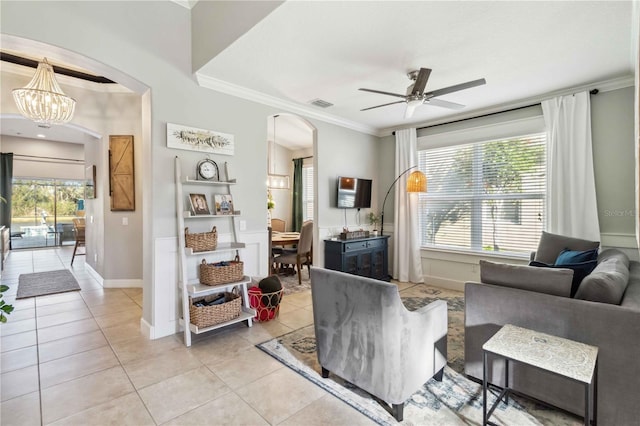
420;246;530;264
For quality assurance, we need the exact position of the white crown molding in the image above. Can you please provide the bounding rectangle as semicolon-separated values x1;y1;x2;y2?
195;72;380;136
380;75;635;137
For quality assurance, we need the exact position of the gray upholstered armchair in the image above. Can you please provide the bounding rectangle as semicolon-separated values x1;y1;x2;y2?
310;268;447;421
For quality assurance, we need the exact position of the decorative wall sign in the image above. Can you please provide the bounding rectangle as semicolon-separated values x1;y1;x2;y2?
109;135;135;211
167;123;234;156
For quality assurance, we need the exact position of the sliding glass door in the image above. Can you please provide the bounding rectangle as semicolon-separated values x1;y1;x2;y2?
10;178;84;249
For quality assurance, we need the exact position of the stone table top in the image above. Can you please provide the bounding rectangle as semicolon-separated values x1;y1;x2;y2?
483;324;598;384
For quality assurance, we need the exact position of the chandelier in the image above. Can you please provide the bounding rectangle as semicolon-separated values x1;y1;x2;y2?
267;115;290;190
12;58;76;128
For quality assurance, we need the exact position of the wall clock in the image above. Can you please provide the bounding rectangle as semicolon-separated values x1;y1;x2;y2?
196;158;219;181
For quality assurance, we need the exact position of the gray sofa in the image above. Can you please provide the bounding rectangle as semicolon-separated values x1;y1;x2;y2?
310;267;448;421
465;246;640;425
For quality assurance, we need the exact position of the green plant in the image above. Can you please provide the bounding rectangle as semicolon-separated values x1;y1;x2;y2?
367;212;380;229
0;285;14;323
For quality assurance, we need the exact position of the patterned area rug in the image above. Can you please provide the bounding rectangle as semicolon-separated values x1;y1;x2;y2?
257;283;581;425
276;269;312;295
17;269;80;299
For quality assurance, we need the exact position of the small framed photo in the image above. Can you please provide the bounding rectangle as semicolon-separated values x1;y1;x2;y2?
214;194;234;215
189;193;210;215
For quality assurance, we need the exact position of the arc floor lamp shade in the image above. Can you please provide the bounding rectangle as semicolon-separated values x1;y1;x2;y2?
12;58;76;127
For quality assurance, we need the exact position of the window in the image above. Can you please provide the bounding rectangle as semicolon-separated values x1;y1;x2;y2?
302;165;314;221
418;133;546;256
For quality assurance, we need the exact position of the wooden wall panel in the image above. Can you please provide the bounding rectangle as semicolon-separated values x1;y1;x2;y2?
109;135;135;211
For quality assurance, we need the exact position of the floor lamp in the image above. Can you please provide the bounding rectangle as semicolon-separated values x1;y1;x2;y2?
380;166;427;236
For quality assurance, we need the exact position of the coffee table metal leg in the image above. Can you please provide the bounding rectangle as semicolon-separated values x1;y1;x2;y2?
505;358;509;404
593;360;598;426
585;382;590;426
483;351;488;426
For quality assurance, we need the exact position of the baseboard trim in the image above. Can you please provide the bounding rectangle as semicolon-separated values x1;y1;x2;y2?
84;264;103;285
103;278;142;288
424;275;465;293
140;317;178;340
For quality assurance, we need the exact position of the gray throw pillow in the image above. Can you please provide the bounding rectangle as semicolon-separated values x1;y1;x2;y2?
479;260;573;297
574;257;629;305
533;231;600;265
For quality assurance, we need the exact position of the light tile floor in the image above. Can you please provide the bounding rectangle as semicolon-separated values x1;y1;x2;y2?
0;247;375;425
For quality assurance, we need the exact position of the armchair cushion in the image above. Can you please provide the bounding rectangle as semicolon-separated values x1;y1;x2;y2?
533;231;599;265
480;260;573;297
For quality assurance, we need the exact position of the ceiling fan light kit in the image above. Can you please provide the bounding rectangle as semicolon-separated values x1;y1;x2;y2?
359;67;486;119
12;58;77;128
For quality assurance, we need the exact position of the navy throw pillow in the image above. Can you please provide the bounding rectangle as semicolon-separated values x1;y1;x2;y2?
530;260;598;297
555;248;598;265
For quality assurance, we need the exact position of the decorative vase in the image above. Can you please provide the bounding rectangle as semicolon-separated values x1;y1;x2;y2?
372;230;379;237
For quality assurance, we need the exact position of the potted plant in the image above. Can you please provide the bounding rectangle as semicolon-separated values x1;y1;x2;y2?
368;212;380;236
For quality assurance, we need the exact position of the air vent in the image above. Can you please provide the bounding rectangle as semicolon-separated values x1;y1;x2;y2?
309;99;334;108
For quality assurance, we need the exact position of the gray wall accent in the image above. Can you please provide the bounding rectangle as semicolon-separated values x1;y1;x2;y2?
591;87;635;237
191;1;284;72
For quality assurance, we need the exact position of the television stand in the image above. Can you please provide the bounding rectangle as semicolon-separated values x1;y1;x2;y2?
324;235;389;281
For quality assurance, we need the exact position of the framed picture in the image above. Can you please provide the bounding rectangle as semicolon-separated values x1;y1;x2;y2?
167;123;234;156
85;165;96;199
189;193;211;215
214;194;234;215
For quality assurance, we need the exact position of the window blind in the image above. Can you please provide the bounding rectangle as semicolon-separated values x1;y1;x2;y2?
418;133;546;256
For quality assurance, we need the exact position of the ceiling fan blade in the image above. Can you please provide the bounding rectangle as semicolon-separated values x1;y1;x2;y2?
359;88;407;99
361;100;406;111
425;78;486;98
425;98;466;110
411;68;431;95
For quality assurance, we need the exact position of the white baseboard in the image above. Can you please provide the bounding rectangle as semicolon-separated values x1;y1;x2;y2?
84;263;104;285
103;278;142;288
423;275;465;293
140;317;178;340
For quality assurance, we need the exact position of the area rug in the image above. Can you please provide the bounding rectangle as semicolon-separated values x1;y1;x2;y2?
275;270;311;295
17;269;81;299
258;283;581;425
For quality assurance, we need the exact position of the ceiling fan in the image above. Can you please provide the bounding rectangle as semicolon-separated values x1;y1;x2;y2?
359;68;486;119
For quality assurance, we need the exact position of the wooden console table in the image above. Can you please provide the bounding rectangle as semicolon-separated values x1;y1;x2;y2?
324;235;389;281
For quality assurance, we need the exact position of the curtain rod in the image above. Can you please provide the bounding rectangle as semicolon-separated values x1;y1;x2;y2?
13;154;84;163
392;88;599;135
292;155;313;161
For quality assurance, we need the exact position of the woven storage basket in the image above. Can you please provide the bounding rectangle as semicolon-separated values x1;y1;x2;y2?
249;287;284;322
189;292;241;328
200;256;244;286
185;226;218;252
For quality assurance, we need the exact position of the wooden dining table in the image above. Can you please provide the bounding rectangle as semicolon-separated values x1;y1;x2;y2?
271;231;300;246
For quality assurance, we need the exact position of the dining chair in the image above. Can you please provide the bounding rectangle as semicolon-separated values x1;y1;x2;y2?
271;218;286;233
71;218;86;266
277;220;313;284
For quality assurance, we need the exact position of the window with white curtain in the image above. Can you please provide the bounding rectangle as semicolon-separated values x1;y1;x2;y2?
418;133;546;256
302;165;314;221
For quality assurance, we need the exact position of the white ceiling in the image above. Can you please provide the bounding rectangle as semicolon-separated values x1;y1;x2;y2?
196;1;635;136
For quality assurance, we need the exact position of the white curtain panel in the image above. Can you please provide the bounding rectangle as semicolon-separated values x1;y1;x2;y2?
542;91;601;241
393;128;424;283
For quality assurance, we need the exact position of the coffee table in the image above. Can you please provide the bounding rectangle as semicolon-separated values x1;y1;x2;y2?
482;324;598;426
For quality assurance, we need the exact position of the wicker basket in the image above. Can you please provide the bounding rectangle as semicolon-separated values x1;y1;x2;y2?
185;226;218;252
200;256;244;286
189;292;241;328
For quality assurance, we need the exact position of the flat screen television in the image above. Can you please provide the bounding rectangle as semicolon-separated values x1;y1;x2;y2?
337;176;372;208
